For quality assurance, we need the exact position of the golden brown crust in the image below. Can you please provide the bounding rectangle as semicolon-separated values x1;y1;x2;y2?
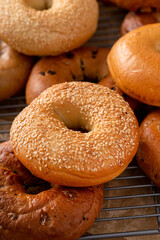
0;0;99;56
136;110;160;187
99;73;141;111
98;73;123;96
26;47;110;104
0;41;33;102
121;11;160;35
11;82;139;187
101;0;160;11
0;141;103;240
107;23;160;107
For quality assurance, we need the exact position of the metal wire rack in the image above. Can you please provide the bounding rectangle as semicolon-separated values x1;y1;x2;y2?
0;2;160;240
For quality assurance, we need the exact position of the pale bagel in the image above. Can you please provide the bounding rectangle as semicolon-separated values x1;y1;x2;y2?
0;0;99;56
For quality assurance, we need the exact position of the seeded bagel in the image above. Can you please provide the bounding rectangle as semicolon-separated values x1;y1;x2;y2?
0;0;99;56
11;82;139;187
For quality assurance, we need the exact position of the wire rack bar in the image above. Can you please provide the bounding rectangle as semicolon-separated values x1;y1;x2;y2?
0;139;9;143
80;230;160;240
102;204;160;212
0;104;26;109
0;121;13;125
104;184;154;191
104;193;160;201
96;214;160;222
0;130;10;133
0;112;20;117
10;96;25;100
152;186;160;231
114;175;147;180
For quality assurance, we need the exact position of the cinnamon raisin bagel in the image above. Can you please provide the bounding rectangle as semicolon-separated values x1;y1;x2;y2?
26;47;110;104
0;0;99;56
0;41;33;102
136;110;160;187
0;141;103;240
107;23;160;107
11;82;139;187
121;11;160;35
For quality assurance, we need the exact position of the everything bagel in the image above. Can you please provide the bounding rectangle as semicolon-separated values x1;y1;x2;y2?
0;141;103;240
0;0;99;56
11;82;139;187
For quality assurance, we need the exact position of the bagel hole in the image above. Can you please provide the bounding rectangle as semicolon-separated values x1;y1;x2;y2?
53;107;92;133
68;127;89;133
25;181;51;194
25;0;52;10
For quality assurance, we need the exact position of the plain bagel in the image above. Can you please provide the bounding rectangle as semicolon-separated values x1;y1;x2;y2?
107;23;160;107
0;41;33;102
11;82;139;187
0;0;99;56
136;110;160;187
0;141;103;240
121;11;160;35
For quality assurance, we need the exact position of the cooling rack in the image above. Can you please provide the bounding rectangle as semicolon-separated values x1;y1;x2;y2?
0;2;160;240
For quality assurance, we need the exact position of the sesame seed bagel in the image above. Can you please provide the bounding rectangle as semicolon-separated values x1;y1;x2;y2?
26;47;110;104
107;23;160;107
0;0;99;56
0;140;103;240
0;41;33;102
11;82;139;187
101;0;160;11
136;110;160;187
121;11;160;35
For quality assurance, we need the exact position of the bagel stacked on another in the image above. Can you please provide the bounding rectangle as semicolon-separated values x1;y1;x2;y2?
11;82;140;187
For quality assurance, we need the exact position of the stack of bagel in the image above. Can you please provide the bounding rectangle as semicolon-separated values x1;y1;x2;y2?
0;0;160;239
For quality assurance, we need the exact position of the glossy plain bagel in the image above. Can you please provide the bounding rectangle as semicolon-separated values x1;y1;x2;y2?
11;82;139;187
107;23;160;107
101;0;160;11
0;41;33;102
26;47;110;104
0;141;103;240
0;0;99;56
136;110;160;187
121;11;160;35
